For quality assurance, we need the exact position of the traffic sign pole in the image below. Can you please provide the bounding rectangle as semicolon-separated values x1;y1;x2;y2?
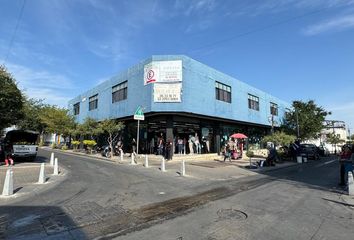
137;119;140;155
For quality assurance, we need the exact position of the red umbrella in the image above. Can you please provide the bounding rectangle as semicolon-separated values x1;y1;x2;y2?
230;133;248;139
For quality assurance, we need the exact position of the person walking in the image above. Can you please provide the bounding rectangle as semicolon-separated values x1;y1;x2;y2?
339;145;353;186
164;139;173;161
177;137;184;154
188;135;194;154
194;133;201;154
131;138;137;157
223;143;231;162
157;137;164;156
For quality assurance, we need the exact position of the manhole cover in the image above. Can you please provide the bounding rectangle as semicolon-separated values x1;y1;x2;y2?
217;209;247;220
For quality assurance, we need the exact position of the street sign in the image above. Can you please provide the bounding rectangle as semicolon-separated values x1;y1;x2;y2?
134;106;145;121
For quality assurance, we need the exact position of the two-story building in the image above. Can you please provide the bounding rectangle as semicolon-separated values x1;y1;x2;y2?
68;55;290;154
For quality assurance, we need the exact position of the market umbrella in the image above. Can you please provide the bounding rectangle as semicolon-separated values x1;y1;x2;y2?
230;133;248;139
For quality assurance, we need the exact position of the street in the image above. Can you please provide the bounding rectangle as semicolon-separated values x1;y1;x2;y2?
1;149;353;240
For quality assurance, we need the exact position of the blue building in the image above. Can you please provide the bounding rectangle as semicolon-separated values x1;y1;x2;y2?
69;55;290;154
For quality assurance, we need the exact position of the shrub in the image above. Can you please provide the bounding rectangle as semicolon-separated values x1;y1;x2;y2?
72;140;80;150
61;145;68;150
83;140;97;154
246;150;254;158
51;143;57;149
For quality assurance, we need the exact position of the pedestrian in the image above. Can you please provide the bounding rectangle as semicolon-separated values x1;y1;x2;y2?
223;143;231;162
194;133;201;154
131;138;137;157
188;135;194;154
4;153;14;166
157;137;164;155
339;145;353;186
177;137;184;154
164;139;173;161
116;139;124;156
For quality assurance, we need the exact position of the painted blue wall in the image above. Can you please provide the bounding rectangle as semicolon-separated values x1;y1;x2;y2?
68;55;290;126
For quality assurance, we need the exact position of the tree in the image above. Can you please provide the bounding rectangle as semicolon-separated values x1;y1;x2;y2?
262;131;296;147
282;100;329;140
0;65;24;130
98;119;125;159
77;117;102;140
39;106;76;144
17;98;48;133
326;132;345;154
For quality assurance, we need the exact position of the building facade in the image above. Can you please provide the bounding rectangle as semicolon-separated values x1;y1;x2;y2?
68;55;290;153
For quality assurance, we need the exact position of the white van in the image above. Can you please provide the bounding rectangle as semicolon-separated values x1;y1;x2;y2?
4;130;39;161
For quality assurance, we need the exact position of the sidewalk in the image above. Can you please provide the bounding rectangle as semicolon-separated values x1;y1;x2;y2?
0;161;67;204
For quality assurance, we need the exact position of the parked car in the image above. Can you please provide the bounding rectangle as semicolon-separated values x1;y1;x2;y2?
300;144;320;160
317;145;330;156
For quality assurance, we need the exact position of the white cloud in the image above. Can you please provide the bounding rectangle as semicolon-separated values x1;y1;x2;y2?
3;61;74;107
303;14;354;35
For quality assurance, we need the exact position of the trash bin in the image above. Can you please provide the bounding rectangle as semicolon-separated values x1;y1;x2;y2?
297;156;302;163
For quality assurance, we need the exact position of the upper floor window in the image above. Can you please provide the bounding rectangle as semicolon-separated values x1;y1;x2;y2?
112;81;128;103
89;94;98;111
215;81;231;103
248;94;259;111
73;102;80;115
270;102;278;116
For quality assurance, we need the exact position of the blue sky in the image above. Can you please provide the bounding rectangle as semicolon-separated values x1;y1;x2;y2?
1;0;354;131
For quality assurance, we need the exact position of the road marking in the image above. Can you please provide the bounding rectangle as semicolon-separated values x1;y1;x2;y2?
315;159;337;168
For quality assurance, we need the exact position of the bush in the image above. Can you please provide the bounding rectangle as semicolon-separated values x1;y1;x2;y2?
38;141;44;147
61;145;68;150
51;143;57;149
72;140;80;150
83;140;97;154
246;150;254;158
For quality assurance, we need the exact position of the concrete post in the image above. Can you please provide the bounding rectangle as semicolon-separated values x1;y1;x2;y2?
2;169;14;196
181;160;186;176
131;154;136;165
53;157;59;175
145;155;149;168
50;152;54;166
38;163;46;184
120;150;123;162
161;157;166;172
348;171;354;195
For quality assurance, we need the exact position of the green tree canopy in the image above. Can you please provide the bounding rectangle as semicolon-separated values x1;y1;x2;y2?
76;117;103;140
0;65;24;130
262;131;296;147
17;98;48;132
98;119;125;159
39;106;76;137
282;100;329;140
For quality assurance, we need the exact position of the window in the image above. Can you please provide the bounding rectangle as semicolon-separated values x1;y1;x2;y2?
215;81;231;103
248;94;259;111
89;94;98;111
270;102;278;116
112;81;128;103
73;102;80;115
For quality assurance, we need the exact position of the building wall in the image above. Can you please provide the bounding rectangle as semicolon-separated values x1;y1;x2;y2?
68;55;290;126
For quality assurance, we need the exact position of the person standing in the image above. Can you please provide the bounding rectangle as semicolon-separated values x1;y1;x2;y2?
339;145;353;186
177;137;184;154
150;137;155;154
157;137;164;156
131;138;137;157
195;133;201;154
188;135;194;154
164;139;173;161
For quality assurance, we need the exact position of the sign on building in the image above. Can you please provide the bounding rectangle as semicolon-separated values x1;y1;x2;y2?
144;60;182;85
153;83;182;102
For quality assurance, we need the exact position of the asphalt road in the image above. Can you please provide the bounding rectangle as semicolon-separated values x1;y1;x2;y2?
1;149;353;240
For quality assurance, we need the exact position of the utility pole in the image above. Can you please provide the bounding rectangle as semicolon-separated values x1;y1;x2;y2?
296;109;300;139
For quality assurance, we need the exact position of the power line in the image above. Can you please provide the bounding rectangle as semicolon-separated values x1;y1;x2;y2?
188;5;335;55
3;0;26;65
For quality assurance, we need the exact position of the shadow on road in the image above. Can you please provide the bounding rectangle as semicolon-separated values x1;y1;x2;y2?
0;205;87;239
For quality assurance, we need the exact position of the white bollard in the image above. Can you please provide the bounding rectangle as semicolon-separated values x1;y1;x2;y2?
38;163;46;184
53;158;59;175
131;154;136;165
2;169;14;196
50;152;54;166
181;160;186;176
145;155;149;168
348;172;354;195
120;150;123;162
161;157;166;172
